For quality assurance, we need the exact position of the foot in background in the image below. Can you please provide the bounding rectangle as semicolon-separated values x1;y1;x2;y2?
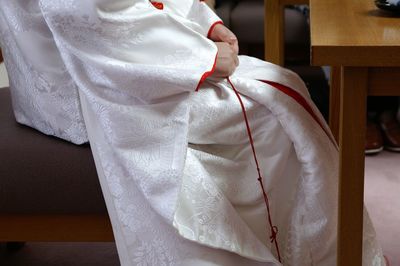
380;110;400;152
365;119;384;155
384;255;390;266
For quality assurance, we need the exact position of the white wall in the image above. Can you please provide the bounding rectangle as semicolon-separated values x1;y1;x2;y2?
0;63;9;88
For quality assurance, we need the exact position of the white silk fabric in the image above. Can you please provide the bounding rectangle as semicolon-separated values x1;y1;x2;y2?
0;0;385;265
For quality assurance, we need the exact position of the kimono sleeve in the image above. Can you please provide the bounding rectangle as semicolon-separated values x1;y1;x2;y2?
188;0;223;37
160;0;223;38
39;0;218;103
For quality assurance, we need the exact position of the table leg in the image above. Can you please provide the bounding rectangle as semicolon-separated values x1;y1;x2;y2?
338;67;368;266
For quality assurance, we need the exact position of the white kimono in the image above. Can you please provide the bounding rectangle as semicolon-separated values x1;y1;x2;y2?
0;0;385;265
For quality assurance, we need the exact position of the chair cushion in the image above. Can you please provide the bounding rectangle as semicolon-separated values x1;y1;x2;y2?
0;87;107;214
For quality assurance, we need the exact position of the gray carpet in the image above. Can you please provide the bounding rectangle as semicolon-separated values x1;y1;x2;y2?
365;151;400;266
1;152;398;266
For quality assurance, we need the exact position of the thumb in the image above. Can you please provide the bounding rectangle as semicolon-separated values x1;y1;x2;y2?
228;36;237;44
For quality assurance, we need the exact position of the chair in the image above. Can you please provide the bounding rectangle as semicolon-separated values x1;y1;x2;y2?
0;50;113;243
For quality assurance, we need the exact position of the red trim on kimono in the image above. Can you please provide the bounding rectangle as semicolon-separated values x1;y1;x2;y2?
207;21;224;39
150;1;164;10
259;80;337;146
195;53;218;91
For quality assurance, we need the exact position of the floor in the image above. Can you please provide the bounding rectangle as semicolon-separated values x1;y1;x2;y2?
0;151;398;266
365;151;400;265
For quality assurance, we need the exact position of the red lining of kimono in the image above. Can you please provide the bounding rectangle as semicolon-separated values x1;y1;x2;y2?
207;21;224;39
195;53;218;91
259;80;336;146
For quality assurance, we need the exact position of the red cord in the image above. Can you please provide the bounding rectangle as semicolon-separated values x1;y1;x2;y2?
227;77;282;263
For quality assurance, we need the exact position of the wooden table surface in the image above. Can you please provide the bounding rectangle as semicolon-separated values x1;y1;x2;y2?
311;0;400;66
310;0;400;265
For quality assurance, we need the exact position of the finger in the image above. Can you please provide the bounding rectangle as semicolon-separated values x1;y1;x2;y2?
222;35;235;45
234;54;239;67
228;36;237;43
218;29;234;42
224;33;238;53
231;41;239;55
229;63;237;76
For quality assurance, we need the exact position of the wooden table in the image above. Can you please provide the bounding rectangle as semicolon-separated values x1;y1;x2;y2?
310;0;400;265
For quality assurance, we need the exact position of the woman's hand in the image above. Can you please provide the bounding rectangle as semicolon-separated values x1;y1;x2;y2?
211;42;239;78
209;23;239;55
